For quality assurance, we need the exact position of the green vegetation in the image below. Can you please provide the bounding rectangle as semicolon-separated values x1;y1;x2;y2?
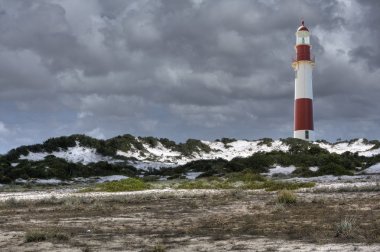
106;134;144;153
147;140;364;179
25;231;47;242
174;173;314;191
0;156;138;183
91;178;150;192
25;229;70;243
174;179;232;189
152;244;166;252
215;137;237;148
1;135;380;183
77;171;314;192
177;139;212;156
258;138;273;147
243;180;315;191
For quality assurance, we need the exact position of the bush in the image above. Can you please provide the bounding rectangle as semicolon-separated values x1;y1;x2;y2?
317;163;353;176
177;139;211;156
167;174;186;180
227;171;267;182
291;167;316;177
335;216;356;238
220;138;237;147
25;229;70;243
96;178;150;192
262;181;315;191
139;136;159;148
258;138;273;147
106;134;144;152
281;138;312;154
229;153;275;173
25;231;47;242
152;244;166;252
175;179;232;189
277;190;297;204
159;138;177;149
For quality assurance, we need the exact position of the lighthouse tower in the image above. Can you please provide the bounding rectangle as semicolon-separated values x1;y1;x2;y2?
292;21;315;141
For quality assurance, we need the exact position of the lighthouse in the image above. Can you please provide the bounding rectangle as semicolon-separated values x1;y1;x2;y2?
292;21;315;141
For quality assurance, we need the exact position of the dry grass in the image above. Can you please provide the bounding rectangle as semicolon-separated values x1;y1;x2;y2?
0;190;379;251
335;216;357;239
152;243;166;252
277;190;297;204
25;229;70;243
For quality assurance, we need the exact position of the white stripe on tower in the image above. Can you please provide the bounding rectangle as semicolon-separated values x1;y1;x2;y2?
292;21;315;141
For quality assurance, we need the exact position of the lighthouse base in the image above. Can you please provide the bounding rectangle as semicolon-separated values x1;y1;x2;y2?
294;130;314;141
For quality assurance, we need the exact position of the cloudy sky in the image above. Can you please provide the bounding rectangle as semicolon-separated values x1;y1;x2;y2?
0;0;379;152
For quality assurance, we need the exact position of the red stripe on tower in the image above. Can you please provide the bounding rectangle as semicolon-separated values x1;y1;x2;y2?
294;98;314;130
296;45;310;61
292;21;315;141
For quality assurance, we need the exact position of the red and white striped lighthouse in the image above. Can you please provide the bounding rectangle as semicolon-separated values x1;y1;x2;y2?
292;21;315;141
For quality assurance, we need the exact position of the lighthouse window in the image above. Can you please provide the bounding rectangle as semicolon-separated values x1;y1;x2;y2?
305;131;309;139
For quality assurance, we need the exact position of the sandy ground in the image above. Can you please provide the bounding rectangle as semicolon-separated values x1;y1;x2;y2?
0;188;229;202
0;231;378;251
0;178;379;251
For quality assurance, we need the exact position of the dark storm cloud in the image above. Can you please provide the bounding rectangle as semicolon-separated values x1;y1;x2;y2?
0;0;379;152
348;0;380;71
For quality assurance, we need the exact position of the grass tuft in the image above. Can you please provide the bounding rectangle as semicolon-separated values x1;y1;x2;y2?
25;229;70;243
335;216;356;238
25;231;47;242
152;243;166;252
277;190;297;204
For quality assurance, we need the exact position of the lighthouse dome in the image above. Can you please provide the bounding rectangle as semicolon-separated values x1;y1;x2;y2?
297;21;309;32
297;25;309;32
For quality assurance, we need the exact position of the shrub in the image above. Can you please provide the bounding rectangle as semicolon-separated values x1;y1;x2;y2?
25;231;47;242
25;229;70;242
3;197;21;208
281;138;312;154
177;139;211;156
159;138;177;149
142;175;160;182
106;134;144;152
258;138;273;147
262;181;315;191
317;163;353;176
227;171;267;182
291;167;316;177
139;136;159;148
96;178;150;192
50;232;70;241
277;190;297;204
229;153;275;173
152;244;166;252
335;216;356;238
175;179;232;189
220;137;236;144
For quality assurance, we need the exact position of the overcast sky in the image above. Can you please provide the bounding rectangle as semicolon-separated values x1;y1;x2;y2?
0;0;379;153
